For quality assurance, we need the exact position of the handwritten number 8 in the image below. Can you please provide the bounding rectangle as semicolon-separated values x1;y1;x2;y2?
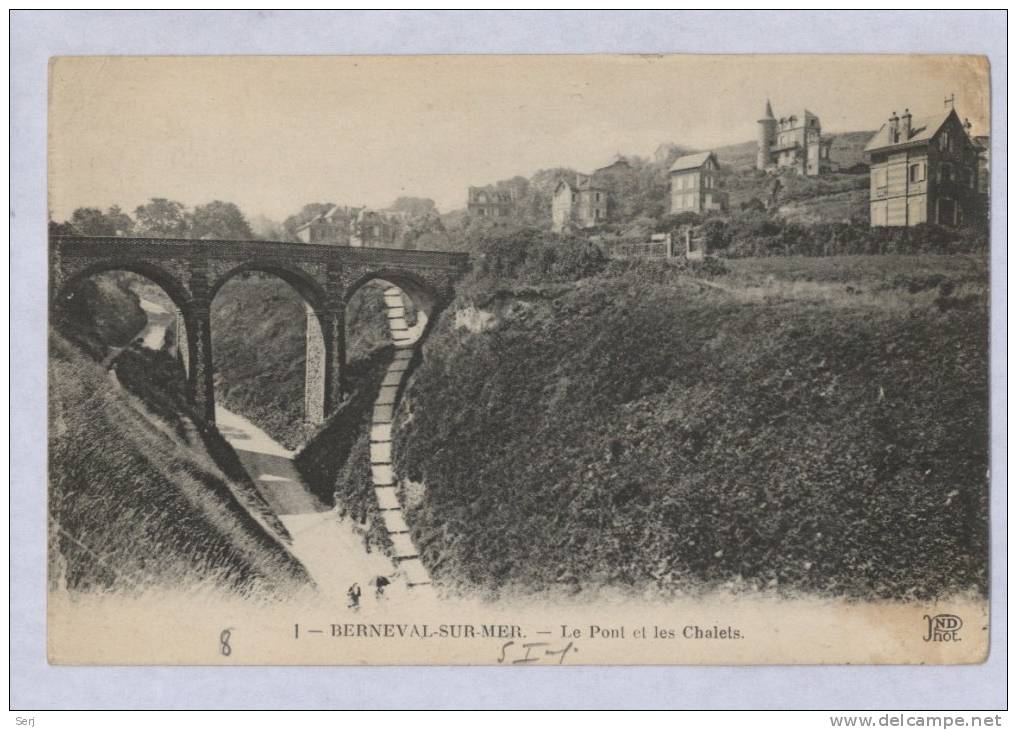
220;629;232;657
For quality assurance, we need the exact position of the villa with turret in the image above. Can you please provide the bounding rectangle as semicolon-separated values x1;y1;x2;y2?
756;100;833;176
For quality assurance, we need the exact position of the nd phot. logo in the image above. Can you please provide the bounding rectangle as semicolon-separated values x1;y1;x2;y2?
923;614;962;642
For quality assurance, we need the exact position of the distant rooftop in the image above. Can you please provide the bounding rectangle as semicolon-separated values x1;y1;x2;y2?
864;109;957;153
669;151;715;173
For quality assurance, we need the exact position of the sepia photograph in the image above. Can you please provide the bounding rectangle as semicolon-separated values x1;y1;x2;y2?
10;11;1006;713
43;52;994;667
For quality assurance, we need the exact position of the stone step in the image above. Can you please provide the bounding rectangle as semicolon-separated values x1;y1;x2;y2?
390;532;419;558
371;422;393;442
386;308;406;318
381;370;403;387
388;359;410;373
393;349;413;361
376;385;399;406
371;463;395;485
381;509;409;533
373;404;394;423
370;441;392;464
401;558;431;586
374;486;401;510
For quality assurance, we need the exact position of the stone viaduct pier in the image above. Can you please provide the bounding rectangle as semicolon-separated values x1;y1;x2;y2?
50;235;470;425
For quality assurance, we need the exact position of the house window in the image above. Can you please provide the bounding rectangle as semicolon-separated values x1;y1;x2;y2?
595;192;602;202
940;163;953;183
909;163;926;183
939;133;950;151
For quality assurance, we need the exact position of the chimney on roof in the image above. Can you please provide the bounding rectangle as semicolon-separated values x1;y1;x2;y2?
888;111;900;143
900;108;912;140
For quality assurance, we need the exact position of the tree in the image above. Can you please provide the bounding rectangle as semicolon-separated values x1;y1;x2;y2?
69;208;116;236
134;198;190;237
49;220;77;236
105;206;135;236
190;200;254;240
64;205;135;236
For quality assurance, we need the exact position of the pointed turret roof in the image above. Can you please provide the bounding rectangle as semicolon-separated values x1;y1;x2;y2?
762;99;775;120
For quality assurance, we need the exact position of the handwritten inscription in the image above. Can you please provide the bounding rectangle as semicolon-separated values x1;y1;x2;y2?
219;628;233;657
497;641;577;665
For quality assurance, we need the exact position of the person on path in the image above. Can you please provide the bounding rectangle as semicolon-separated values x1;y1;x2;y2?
374;574;391;601
347;582;362;611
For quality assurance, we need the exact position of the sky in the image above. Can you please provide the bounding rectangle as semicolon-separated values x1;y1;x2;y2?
49;54;990;222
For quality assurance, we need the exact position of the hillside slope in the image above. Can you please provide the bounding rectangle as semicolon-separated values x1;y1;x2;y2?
49;330;311;599
712;130;874;172
389;256;988;600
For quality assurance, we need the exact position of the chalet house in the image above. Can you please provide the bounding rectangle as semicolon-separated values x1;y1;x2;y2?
467;186;514;221
295;205;357;244
865;107;984;227
352;208;398;247
295;205;398;247
552;173;609;232
669;152;728;214
757;100;833;176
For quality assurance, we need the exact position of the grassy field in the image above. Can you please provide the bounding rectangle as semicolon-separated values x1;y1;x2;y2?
49;330;311;599
386;253;989;600
719;254;988;309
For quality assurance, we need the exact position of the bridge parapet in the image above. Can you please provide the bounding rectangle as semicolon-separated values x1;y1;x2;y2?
52;235;469;270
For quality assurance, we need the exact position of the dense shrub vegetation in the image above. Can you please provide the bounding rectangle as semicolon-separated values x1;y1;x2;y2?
56;274;148;356
386;238;988;600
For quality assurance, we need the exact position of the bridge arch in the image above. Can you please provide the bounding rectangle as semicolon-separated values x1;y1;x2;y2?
209;261;338;426
345;269;441;316
208;260;328;311
56;259;191;312
344;269;443;353
54;259;196;379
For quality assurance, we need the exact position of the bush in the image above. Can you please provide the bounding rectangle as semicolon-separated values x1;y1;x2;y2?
719;211;989;259
475;227;608;283
394;269;988;599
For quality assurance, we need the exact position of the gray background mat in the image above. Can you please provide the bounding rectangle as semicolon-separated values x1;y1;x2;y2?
11;9;1007;709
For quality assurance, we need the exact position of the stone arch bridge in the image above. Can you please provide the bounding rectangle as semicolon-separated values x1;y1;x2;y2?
51;235;470;425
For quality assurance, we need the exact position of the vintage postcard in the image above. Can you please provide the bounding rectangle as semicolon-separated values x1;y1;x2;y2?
47;54;991;666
